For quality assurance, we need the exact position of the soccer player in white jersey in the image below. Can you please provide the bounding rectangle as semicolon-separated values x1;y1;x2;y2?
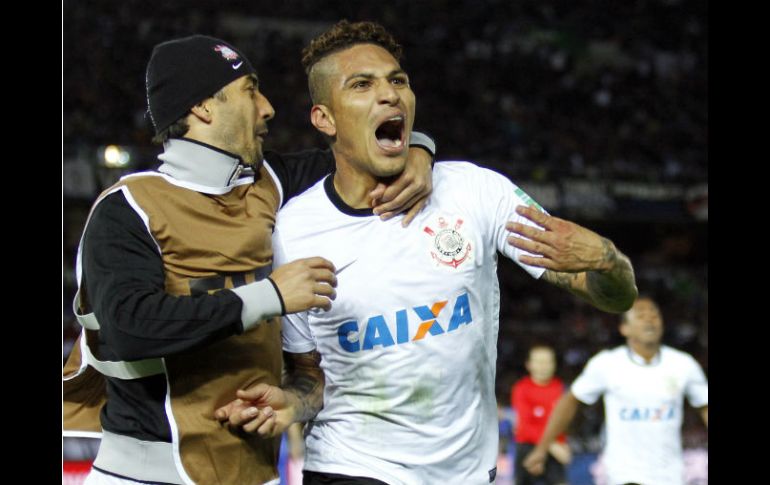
216;20;638;485
523;297;708;485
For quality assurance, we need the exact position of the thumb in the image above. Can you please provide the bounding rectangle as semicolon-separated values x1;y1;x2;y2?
214;406;228;421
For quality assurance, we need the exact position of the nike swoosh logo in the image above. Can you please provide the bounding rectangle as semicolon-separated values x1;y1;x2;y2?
232;61;243;70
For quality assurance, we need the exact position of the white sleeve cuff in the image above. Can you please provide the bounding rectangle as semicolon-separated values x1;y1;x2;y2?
231;279;284;331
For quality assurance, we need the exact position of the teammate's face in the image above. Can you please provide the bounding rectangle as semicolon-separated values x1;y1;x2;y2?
210;74;275;165
526;347;556;383
317;43;416;179
620;298;664;346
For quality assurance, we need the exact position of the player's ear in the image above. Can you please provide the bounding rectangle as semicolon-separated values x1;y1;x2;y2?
190;100;214;123
311;105;336;137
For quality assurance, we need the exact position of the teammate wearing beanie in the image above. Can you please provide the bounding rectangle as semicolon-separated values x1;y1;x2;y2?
63;34;435;485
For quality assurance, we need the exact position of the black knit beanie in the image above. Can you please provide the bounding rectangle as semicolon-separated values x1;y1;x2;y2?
145;35;257;135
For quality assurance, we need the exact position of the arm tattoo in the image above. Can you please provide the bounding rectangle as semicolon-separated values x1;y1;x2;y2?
283;350;324;423
543;238;637;313
585;238;637;312
542;270;579;291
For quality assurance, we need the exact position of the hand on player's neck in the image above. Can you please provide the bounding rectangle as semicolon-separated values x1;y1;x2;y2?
333;162;397;210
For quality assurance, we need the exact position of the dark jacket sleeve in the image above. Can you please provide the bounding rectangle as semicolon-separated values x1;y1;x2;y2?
82;191;245;361
263;148;335;206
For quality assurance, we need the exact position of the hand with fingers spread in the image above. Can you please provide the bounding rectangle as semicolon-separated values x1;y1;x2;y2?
269;257;337;314
506;205;614;273
215;384;292;438
370;145;433;227
506;205;637;313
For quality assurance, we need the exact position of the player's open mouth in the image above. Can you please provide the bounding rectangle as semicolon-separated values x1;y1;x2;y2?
374;114;405;153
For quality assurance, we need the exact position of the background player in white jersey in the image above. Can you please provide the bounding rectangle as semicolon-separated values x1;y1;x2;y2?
216;20;638;485
523;297;708;485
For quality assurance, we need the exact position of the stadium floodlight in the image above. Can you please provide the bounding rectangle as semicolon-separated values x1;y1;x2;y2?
101;145;131;168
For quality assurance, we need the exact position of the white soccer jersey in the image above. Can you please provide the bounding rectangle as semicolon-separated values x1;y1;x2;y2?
274;162;545;485
571;345;708;485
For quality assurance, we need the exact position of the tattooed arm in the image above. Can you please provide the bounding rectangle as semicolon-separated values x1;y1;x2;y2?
282;350;325;423
507;205;638;313
540;238;637;313
214;350;324;438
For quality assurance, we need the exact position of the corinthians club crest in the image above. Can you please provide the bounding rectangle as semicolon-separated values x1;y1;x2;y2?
424;216;472;268
214;45;240;61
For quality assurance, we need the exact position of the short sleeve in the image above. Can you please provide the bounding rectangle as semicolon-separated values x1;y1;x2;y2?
570;352;609;405
470;165;547;279
684;356;708;407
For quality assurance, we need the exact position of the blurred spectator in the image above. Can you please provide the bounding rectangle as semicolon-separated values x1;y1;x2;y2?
64;0;707;184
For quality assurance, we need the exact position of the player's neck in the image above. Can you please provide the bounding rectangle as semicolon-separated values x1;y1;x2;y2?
530;376;553;386
332;160;390;209
628;341;661;363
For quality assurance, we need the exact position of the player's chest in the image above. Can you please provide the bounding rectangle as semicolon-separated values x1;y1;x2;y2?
606;365;686;408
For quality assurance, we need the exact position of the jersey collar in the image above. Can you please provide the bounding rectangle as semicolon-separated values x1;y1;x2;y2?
626;345;662;366
156;138;257;191
323;173;376;217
